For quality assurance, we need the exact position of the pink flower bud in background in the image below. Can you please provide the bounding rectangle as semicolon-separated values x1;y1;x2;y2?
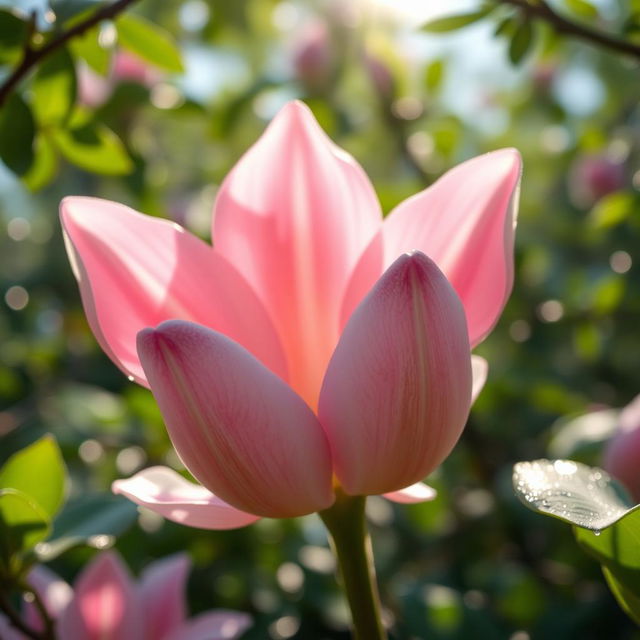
603;394;640;501
78;50;161;107
364;51;395;100
569;153;626;208
292;22;334;94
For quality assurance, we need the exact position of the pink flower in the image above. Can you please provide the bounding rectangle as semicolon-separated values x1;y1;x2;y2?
61;101;521;526
603;394;640;501
78;50;161;107
0;552;251;640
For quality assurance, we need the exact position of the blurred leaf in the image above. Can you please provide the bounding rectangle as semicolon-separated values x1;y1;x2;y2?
494;16;516;38
424;59;445;93
513;459;634;531
509;21;534;65
575;509;640;593
0;490;50;569
565;0;598;18
35;495;138;562
0;93;35;176
51;0;100;23
0;436;66;519
0;9;28;63
116;14;184;72
589;191;635;229
603;566;640;626
23;134;59;191
422;8;493;33
52;122;133;174
32;47;77;126
548;409;619;459
69;25;111;75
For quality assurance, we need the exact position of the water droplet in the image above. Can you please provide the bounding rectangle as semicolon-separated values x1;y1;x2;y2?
127;375;135;382
594;530;601;537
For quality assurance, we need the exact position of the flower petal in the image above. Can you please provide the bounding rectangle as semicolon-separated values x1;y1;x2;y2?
23;566;73;631
57;552;142;640
471;355;489;403
60;197;287;386
112;467;260;530
383;482;437;504
342;149;522;347
137;321;335;518
138;554;189;639
164;611;252;640
319;252;472;496
212;101;382;408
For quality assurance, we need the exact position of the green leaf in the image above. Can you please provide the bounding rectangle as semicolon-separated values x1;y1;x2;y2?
23;134;59;191
589;191;635;229
509;21;534;65
0;9;29;63
52;122;133;175
422;8;493;33
32;47;77;126
0;93;35;176
0;489;50;568
0;436;66;519
566;0;598;19
603;566;640;626
35;495;138;562
512;459;635;531
116;14;184;72
69;25;111;75
424;59;445;93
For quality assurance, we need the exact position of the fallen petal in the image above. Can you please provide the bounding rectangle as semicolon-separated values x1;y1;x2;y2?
383;482;437;504
112;467;260;530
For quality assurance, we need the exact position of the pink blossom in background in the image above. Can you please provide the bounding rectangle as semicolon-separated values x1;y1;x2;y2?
603;394;640;501
0;552;250;640
568;153;626;208
61;101;521;527
78;50;161;107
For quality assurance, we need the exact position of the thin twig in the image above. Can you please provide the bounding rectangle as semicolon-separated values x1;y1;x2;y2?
0;0;141;108
501;0;640;60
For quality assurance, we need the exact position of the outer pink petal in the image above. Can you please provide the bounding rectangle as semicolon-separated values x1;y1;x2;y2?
112;467;260;530
60;197;287;386
319;252;472;496
23;566;73;631
57;552;142;640
342;149;522;347
212;101;382;409
383;482;437;504
471;355;489;403
138;554;189;640
137;321;335;518
164;611;252;640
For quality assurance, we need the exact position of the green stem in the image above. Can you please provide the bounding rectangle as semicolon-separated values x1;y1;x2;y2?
319;491;387;640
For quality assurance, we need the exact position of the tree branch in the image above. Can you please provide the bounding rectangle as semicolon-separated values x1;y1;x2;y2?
0;0;141;108
501;0;640;61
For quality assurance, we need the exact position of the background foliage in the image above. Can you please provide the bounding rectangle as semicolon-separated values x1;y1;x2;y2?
1;0;640;637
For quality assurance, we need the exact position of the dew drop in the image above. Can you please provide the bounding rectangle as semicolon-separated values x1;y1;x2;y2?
593;530;601;537
127;375;135;382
